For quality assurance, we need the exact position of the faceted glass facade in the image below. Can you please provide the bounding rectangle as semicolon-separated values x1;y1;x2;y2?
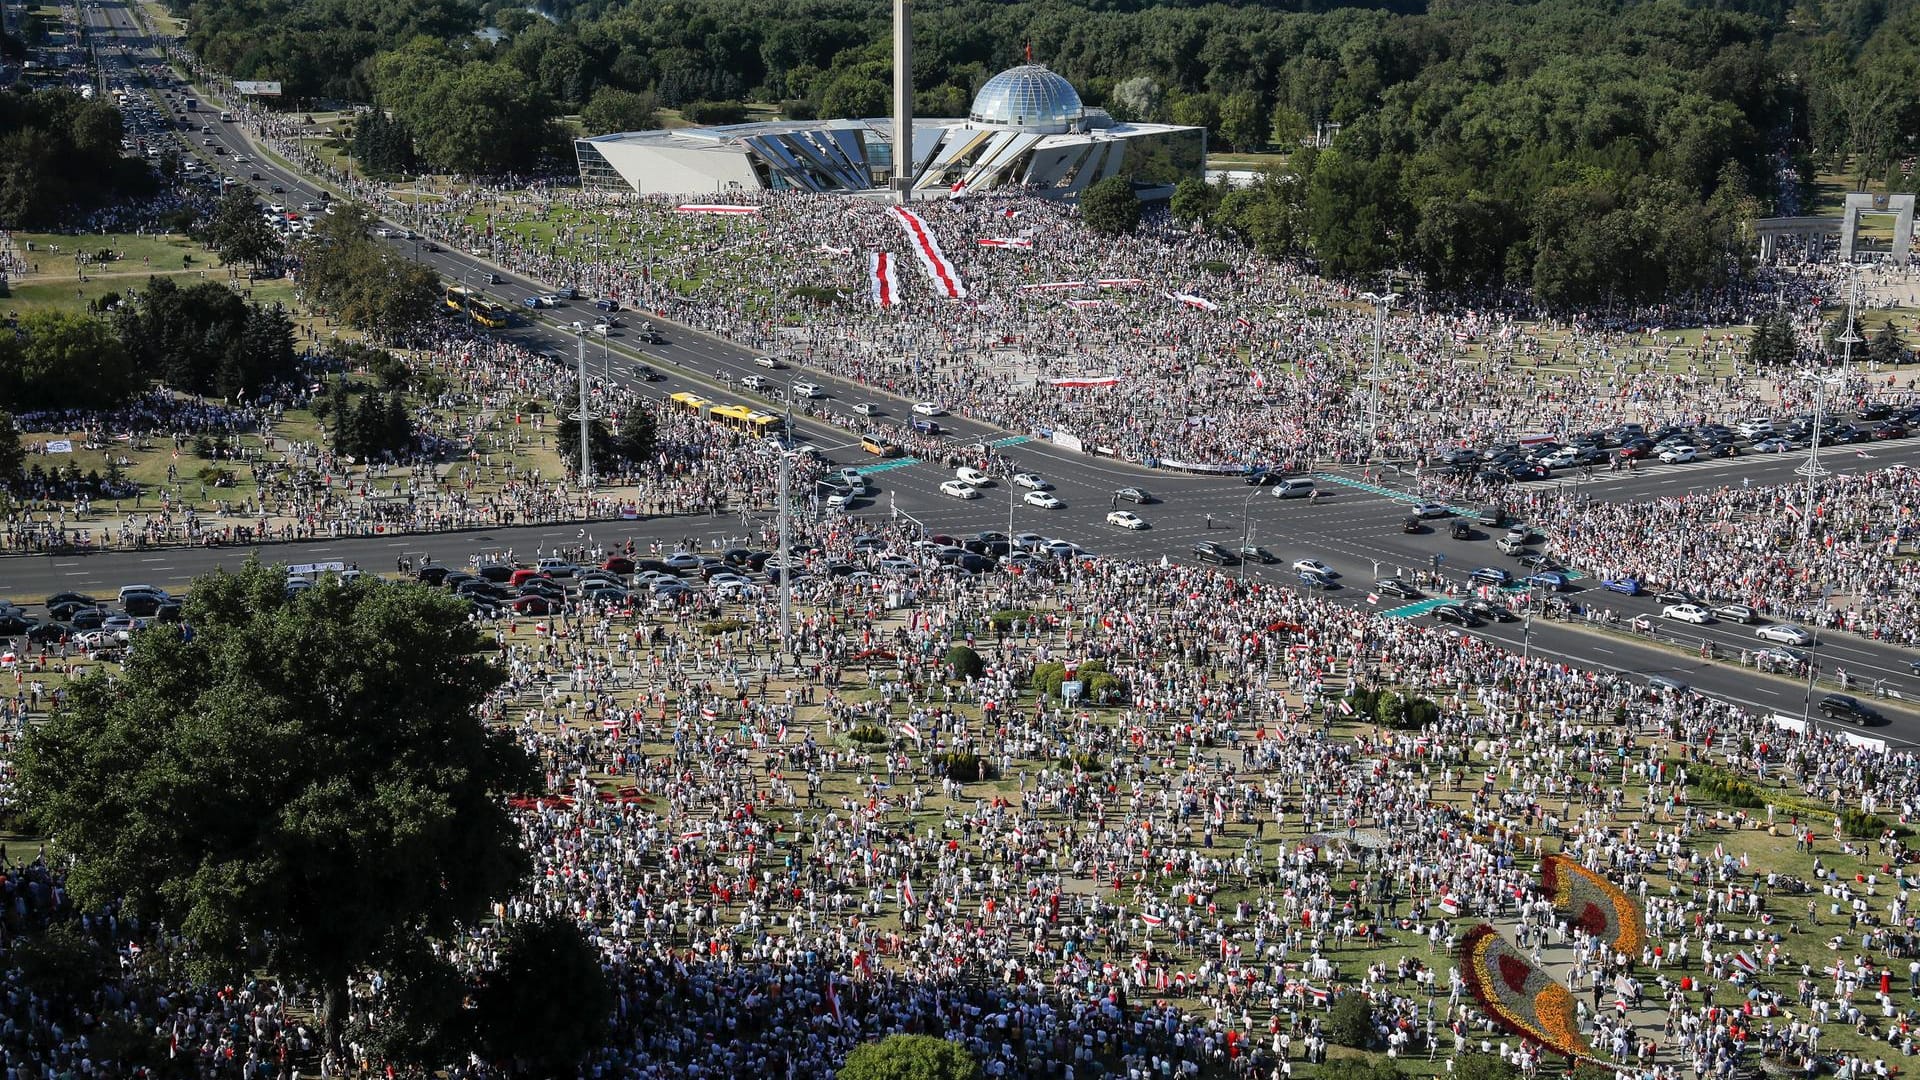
967;65;1085;134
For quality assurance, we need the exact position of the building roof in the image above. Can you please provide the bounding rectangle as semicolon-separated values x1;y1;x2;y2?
967;64;1084;134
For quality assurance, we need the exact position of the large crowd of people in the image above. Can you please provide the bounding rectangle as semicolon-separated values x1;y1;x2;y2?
9;65;1920;1080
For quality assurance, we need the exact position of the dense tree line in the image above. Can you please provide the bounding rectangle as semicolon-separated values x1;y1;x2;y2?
0;91;155;228
0;281;297;412
175;0;1920;298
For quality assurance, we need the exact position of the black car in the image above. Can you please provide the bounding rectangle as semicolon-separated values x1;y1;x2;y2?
1191;541;1239;565
1375;578;1421;599
1115;488;1155;504
1449;519;1475;540
26;622;68;644
634;363;664;381
1239;545;1276;564
1517;553;1561;571
1819;693;1885;725
1243;470;1278;486
415;563;452;586
476;564;518;583
1431;604;1481;627
0;613;31;635
1403;516;1426;533
1464;598;1515;623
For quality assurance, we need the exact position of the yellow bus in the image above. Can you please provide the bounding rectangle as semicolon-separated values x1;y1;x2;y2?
708;404;785;439
444;285;474;312
668;392;709;417
470;300;512;329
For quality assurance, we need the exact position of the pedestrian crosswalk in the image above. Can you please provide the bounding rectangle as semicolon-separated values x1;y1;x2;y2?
1379;598;1451;619
853;457;923;475
1310;473;1477;516
986;435;1032;449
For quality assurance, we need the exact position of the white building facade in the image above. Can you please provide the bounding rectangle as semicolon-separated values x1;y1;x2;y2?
574;65;1205;199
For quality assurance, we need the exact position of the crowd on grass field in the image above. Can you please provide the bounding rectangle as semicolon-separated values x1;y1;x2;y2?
9;498;1920;1078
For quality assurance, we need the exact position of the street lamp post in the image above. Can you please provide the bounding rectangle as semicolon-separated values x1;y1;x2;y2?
1358;288;1395;464
1239;487;1261;580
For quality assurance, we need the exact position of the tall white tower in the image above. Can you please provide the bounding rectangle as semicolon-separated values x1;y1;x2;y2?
892;0;912;202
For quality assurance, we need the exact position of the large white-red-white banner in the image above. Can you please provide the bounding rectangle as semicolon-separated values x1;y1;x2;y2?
1050;375;1120;387
889;206;967;300
977;237;1033;249
1019;281;1086;292
870;251;901;308
675;204;760;215
1097;278;1145;288
1166;291;1218;311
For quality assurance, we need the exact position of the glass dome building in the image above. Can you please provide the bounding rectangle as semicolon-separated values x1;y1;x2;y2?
575;60;1204;197
967;64;1085;134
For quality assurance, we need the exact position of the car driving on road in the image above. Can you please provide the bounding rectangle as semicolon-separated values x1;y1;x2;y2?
1755;623;1815;646
1106;510;1147;529
1022;491;1062;509
1660;603;1714;624
939;480;981;500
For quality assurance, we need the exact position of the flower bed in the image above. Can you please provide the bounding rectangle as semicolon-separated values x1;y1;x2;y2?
1541;854;1645;957
1459;923;1592;1058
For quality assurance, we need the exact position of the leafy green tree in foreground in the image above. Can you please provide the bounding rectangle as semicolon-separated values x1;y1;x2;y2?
1080;176;1141;236
474;916;613;1076
838;1034;985;1080
17;559;538;1047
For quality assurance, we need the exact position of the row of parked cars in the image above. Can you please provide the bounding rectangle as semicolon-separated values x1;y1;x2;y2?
0;586;181;656
1438;406;1920;481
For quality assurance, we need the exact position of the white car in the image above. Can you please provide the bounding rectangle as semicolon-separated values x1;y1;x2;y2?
1023;490;1062;509
591;322;612;336
852;402;878;416
836;469;868;492
1756;623;1814;646
793;381;823;398
539;293;566;306
911;401;946;416
1290;558;1333;577
1012;472;1050;490
1658;446;1698;464
1106;510;1147;529
740;374;769;390
955;466;992;486
940;480;982;500
1412;502;1448;519
1661;603;1714;624
754;356;786;369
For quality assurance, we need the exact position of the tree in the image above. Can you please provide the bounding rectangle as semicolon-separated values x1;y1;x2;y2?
17;560;538;1047
580;86;658;135
474;917;612;1076
820;75;887;121
1748;313;1799;366
615;405;657;464
0;311;139;410
1109;76;1164;123
1218;89;1265;152
209;187;284;270
1169;177;1220;226
0;410;22;487
1327;992;1375;1047
1869;322;1910;366
1268;104;1309;148
555;391;617;478
946;644;983;680
838;1034;984;1080
1080;177;1141;236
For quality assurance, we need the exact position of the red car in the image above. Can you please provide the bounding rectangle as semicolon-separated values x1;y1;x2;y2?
510;595;554;615
601;555;635;574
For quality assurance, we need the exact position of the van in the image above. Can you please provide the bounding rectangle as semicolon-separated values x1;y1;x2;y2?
860;436;899;457
1273;478;1314;498
1496;536;1528;555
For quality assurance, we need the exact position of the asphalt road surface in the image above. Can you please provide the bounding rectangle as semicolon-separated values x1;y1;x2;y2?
53;0;1920;743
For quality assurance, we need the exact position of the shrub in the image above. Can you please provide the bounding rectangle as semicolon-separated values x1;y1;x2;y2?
946;645;984;680
933;751;984;782
989;609;1035;630
681;100;747;125
699;619;747;636
1085;671;1124;704
848;723;888;745
1030;661;1066;700
1372;690;1403;728
1844;809;1890;838
1688;765;1763;808
1403;696;1441;729
788;285;839;305
1327;992;1373;1048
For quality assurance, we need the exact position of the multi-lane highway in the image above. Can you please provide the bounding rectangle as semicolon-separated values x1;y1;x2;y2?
36;0;1920;743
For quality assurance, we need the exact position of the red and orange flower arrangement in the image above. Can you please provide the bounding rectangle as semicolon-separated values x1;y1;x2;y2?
1456;857;1644;1060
